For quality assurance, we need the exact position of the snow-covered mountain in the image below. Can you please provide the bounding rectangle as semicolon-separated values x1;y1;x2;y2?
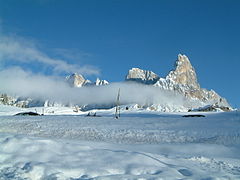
66;73;109;87
126;54;231;110
0;54;232;111
66;73;88;87
126;68;160;84
95;78;109;86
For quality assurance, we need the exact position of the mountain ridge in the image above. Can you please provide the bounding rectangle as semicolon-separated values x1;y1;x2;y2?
0;54;232;112
126;54;230;109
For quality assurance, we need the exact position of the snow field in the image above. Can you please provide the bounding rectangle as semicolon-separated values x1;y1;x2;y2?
0;133;240;180
0;107;240;179
0;112;240;145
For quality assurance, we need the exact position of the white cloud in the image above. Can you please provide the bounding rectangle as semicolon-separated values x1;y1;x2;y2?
0;33;99;75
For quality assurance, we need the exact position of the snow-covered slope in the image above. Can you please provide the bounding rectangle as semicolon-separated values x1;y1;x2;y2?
1;133;240;180
0;110;240;179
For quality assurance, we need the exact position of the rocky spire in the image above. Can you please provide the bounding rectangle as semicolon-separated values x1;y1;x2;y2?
166;54;200;90
125;54;231;109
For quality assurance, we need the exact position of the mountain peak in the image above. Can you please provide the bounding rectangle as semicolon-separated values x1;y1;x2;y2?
166;54;200;89
66;73;87;87
95;78;109;86
177;54;189;62
126;68;159;84
124;54;230;108
66;73;109;87
175;54;192;69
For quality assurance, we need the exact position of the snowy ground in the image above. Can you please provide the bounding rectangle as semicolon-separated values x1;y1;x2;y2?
0;105;240;179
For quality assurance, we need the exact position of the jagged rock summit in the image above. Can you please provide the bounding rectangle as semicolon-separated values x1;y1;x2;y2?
126;54;231;109
66;73;88;87
95;78;109;86
126;68;160;84
66;73;109;87
166;54;200;89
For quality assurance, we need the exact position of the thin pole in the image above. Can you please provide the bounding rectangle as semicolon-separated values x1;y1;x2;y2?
115;88;120;119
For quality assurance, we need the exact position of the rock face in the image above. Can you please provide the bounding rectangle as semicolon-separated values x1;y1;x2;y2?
66;73;109;87
126;68;160;84
154;54;200;91
66;73;88;87
166;54;200;89
126;54;231;109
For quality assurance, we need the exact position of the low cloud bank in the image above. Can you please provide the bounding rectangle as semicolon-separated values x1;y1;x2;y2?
0;67;187;107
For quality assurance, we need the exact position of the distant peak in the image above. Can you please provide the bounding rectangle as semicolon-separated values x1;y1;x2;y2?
126;67;160;84
95;78;109;86
66;73;86;87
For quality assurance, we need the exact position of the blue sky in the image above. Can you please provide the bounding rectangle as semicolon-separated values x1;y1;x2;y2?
0;0;240;107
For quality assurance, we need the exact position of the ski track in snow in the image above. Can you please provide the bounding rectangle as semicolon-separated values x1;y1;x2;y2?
0;109;240;179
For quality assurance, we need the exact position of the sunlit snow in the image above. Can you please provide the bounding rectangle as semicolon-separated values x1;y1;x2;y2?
0;105;240;179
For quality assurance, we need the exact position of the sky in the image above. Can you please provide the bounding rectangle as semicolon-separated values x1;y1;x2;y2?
0;0;240;108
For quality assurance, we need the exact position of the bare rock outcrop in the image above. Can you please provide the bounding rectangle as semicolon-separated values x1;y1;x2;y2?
66;73;88;87
126;68;160;84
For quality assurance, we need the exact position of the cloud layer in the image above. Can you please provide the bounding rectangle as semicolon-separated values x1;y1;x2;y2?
0;33;99;75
